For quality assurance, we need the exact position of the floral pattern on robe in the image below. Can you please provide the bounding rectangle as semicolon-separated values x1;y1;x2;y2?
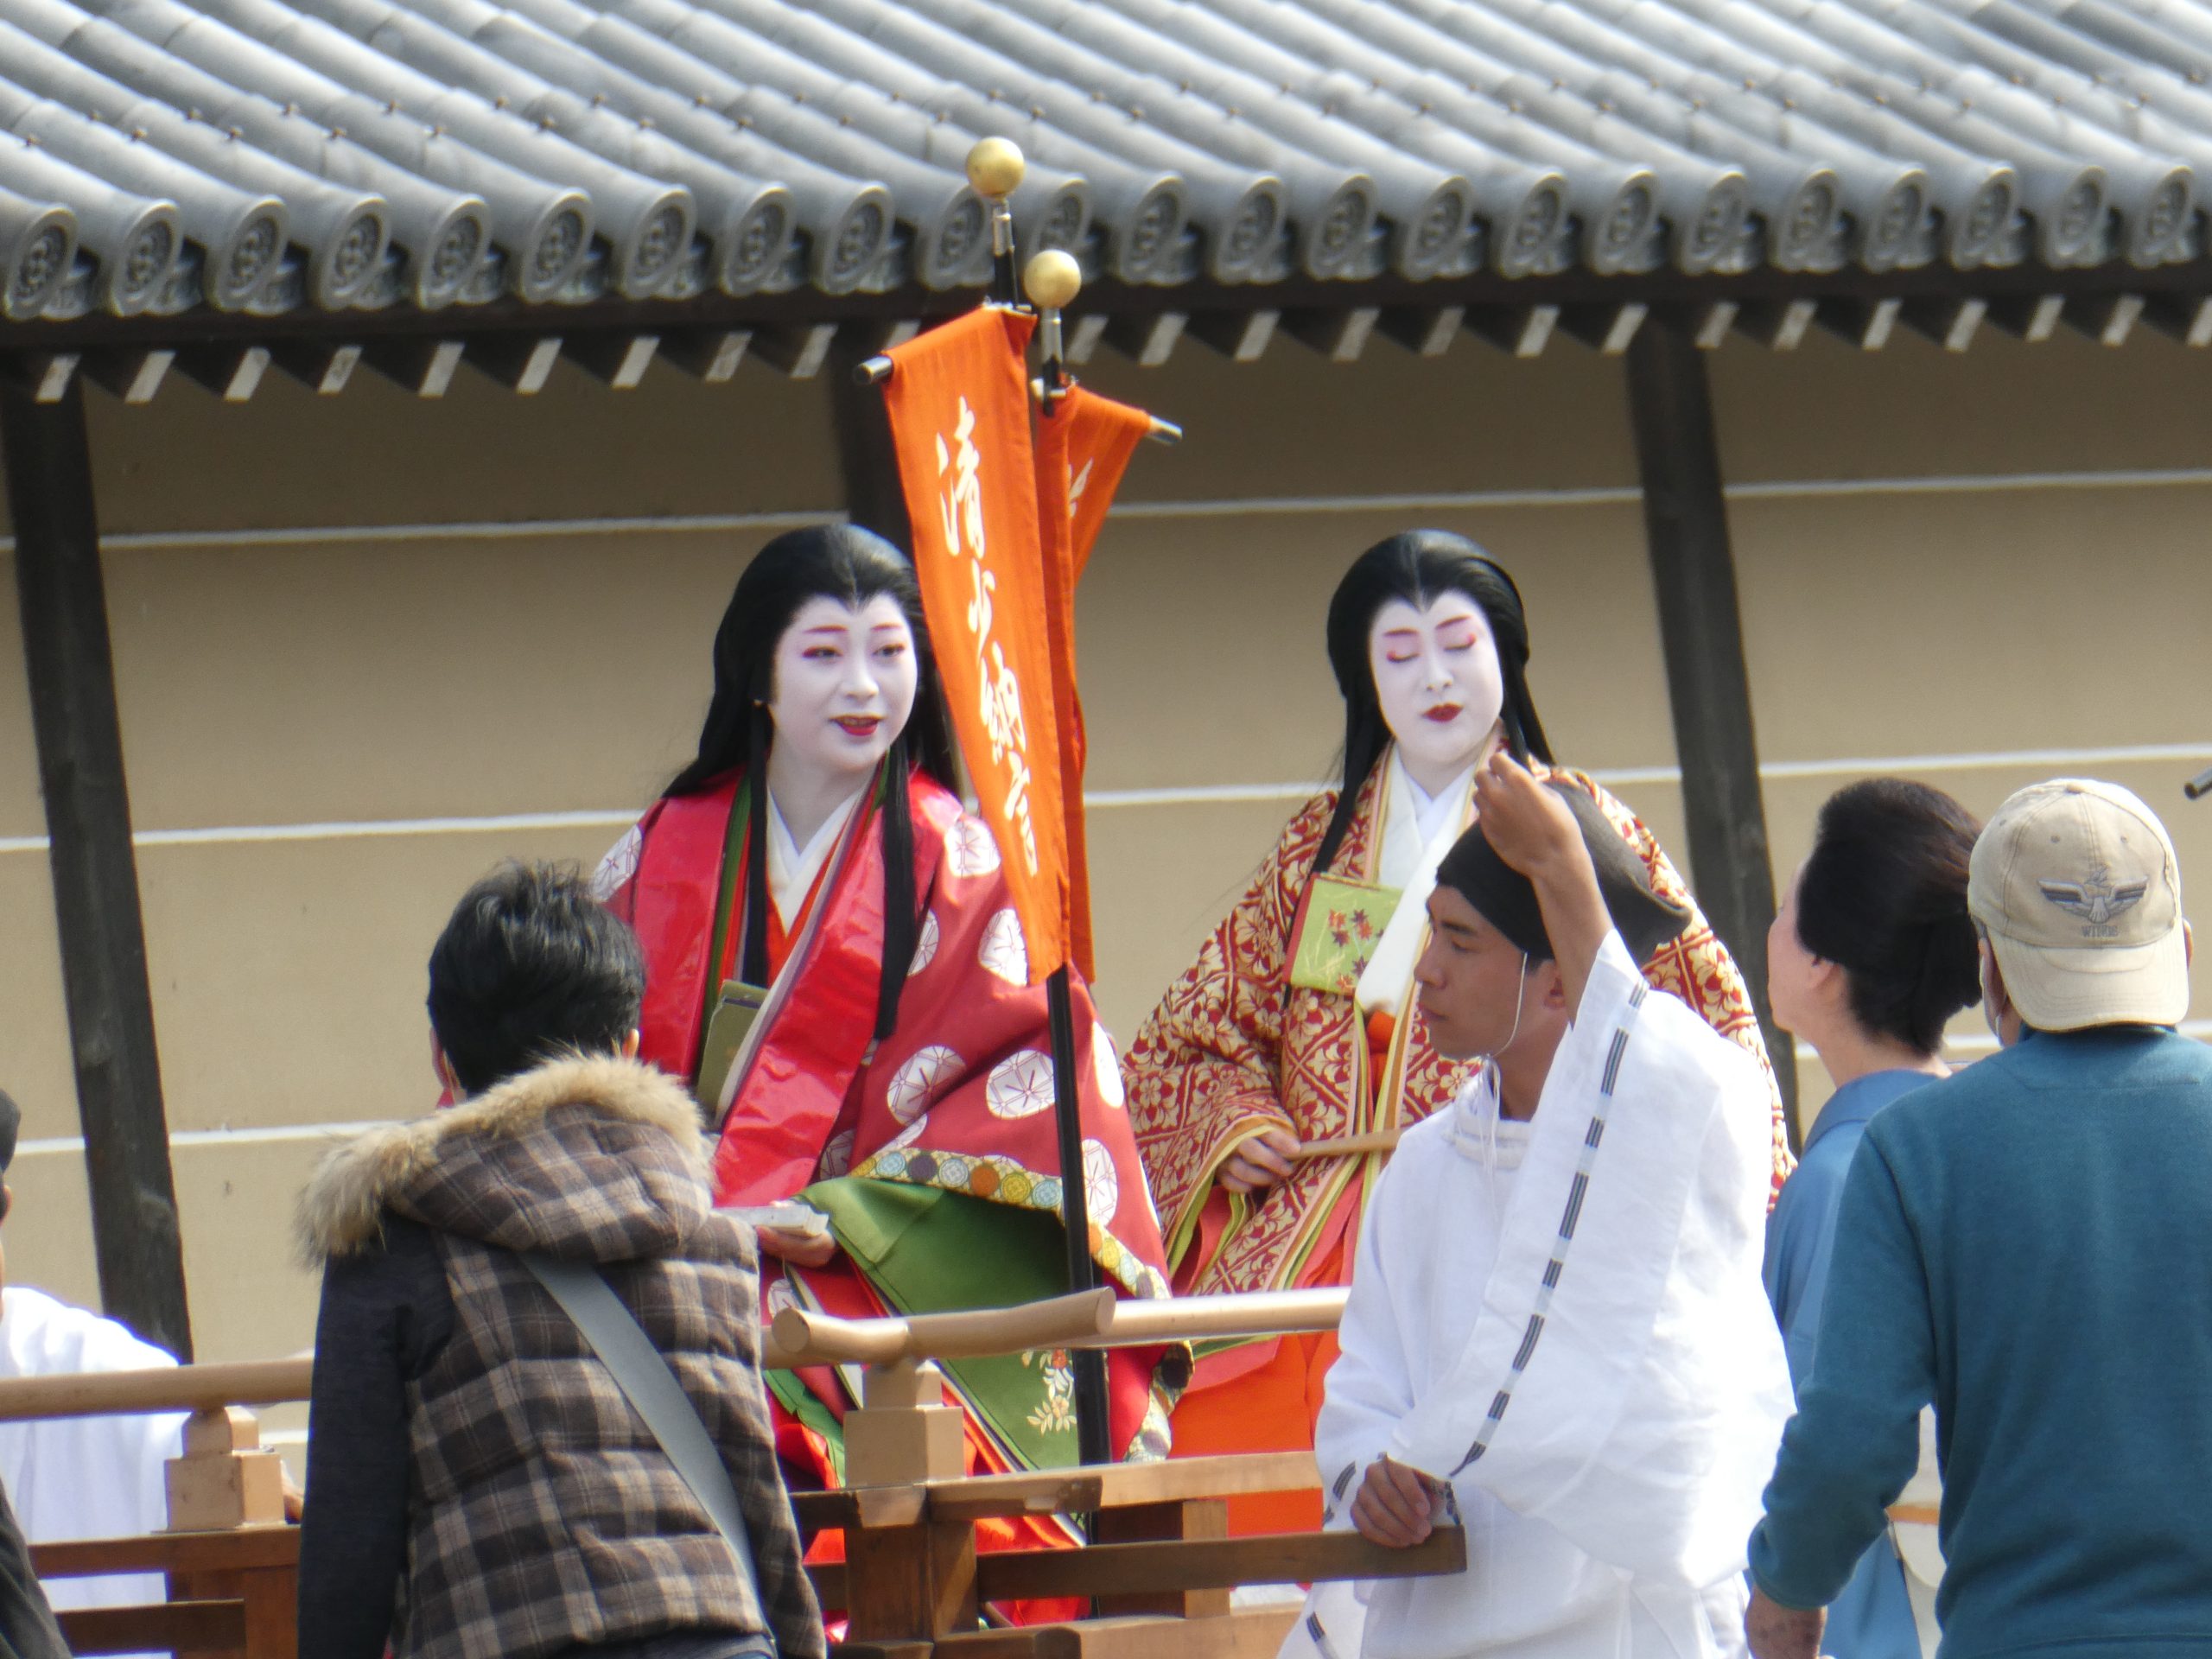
1125;760;1790;1298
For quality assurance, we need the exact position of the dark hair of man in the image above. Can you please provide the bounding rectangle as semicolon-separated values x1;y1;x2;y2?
427;861;648;1097
664;523;957;1041
1314;530;1554;875
1796;779;1983;1056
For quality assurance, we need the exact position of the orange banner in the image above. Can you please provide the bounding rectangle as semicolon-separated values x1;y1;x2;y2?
883;307;1069;984
1052;385;1154;580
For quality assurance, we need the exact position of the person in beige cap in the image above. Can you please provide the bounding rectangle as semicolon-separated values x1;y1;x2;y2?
1746;779;2204;1659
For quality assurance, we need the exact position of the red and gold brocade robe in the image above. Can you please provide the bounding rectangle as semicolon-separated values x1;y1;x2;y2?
1128;761;1789;1300
598;768;1175;1571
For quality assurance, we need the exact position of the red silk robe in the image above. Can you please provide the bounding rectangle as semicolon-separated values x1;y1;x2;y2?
1123;760;1789;1529
598;769;1173;1454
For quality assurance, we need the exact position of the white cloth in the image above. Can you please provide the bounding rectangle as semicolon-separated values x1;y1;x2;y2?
765;786;863;931
0;1287;187;1644
1296;934;1794;1659
1356;755;1476;1016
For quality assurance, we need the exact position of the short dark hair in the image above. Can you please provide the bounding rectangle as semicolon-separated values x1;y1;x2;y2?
1796;779;1982;1056
426;861;646;1096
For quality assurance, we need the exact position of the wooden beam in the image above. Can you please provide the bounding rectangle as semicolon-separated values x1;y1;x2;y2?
830;338;912;550
2067;293;2143;347
1985;293;2063;343
1736;298;1818;351
754;321;840;379
0;379;194;1356
55;1600;246;1654
2144;294;2212;346
270;341;362;396
1904;296;1987;353
1376;305;1464;357
932;1609;1301;1659
84;350;175;405
467;335;564;395
1815;297;1901;351
661;327;752;382
0;353;82;404
569;332;660;389
1103;312;1187;368
972;1524;1465;1603
175;346;270;403
1623;319;1798;1147
1187;309;1280;362
1467;304;1559;358
364;338;465;397
1284;306;1381;362
1065;314;1110;365
1559;302;1647;355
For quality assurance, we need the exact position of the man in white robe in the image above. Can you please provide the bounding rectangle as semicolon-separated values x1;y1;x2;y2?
0;1093;184;1656
1295;753;1794;1659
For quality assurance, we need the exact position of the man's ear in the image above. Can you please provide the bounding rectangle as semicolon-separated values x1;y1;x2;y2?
1979;938;2013;1026
1536;957;1570;1008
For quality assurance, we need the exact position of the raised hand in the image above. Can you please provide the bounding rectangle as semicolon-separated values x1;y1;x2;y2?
1470;751;1581;880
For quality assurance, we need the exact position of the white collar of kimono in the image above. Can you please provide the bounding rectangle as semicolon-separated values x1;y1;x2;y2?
766;784;865;930
1443;1060;1533;1173
1354;749;1478;1014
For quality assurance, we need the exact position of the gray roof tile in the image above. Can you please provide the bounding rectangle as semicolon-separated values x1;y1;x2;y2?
0;0;2205;321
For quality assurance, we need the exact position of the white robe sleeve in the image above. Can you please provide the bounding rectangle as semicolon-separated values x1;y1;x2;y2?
1384;933;1794;1591
1313;1156;1421;1529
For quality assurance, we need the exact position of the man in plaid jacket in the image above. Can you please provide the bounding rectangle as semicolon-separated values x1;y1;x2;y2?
296;861;824;1659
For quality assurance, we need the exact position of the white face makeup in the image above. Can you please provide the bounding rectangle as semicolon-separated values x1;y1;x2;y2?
766;594;919;794
1369;593;1507;792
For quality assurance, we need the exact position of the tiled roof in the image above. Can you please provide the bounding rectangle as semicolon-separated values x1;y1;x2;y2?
1;0;2209;324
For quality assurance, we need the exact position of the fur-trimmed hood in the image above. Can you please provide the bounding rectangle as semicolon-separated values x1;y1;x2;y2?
296;1054;713;1265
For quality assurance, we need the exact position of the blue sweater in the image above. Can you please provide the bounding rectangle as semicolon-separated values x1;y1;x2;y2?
1751;1027;2212;1656
1763;1069;1933;1659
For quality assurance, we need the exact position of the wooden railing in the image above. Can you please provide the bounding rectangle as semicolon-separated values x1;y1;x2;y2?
0;1289;1428;1659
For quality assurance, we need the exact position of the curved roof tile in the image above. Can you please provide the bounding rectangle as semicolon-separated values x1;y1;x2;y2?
0;0;2203;319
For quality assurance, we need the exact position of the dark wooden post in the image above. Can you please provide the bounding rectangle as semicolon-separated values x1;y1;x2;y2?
1;378;194;1356
828;338;914;550
1624;320;1800;1148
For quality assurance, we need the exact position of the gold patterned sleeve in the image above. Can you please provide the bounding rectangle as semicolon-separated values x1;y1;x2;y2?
1123;792;1336;1271
1570;772;1797;1207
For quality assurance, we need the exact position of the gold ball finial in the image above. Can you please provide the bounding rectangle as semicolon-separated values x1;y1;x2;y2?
966;137;1026;200
1022;248;1082;311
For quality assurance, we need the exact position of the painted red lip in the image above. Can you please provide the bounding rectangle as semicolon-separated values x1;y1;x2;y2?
1422;703;1464;724
834;716;882;737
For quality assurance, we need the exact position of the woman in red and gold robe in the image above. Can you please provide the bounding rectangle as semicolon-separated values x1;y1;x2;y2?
595;525;1173;1591
1124;531;1790;1533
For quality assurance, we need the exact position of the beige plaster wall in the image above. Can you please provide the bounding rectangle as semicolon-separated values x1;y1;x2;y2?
0;322;2207;1381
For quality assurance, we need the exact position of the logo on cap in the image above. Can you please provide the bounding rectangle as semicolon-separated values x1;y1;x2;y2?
2037;864;2148;938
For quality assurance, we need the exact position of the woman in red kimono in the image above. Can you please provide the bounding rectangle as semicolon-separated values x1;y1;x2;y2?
1124;529;1791;1533
595;525;1174;1582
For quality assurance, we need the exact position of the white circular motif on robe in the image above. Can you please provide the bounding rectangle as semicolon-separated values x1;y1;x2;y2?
978;908;1029;985
1082;1139;1120;1225
885;1113;931;1153
1090;1026;1126;1109
765;1274;801;1318
887;1046;963;1126
945;814;1002;879
985;1050;1056;1119
818;1129;856;1179
909;912;941;976
590;824;642;901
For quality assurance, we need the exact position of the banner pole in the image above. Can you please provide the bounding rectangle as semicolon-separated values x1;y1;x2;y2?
1047;965;1113;1468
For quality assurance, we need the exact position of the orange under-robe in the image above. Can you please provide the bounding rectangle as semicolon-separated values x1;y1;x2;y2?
1128;760;1791;1535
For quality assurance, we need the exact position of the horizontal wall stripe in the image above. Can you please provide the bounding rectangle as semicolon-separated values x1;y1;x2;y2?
0;741;2202;856
16;1120;399;1157
22;1020;2212;1154
6;467;2212;558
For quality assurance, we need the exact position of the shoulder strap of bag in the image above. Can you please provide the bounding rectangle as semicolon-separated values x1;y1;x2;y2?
519;1250;760;1577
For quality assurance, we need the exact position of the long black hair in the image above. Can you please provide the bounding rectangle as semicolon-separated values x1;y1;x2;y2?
667;523;958;1039
1313;530;1553;875
1795;779;1982;1056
